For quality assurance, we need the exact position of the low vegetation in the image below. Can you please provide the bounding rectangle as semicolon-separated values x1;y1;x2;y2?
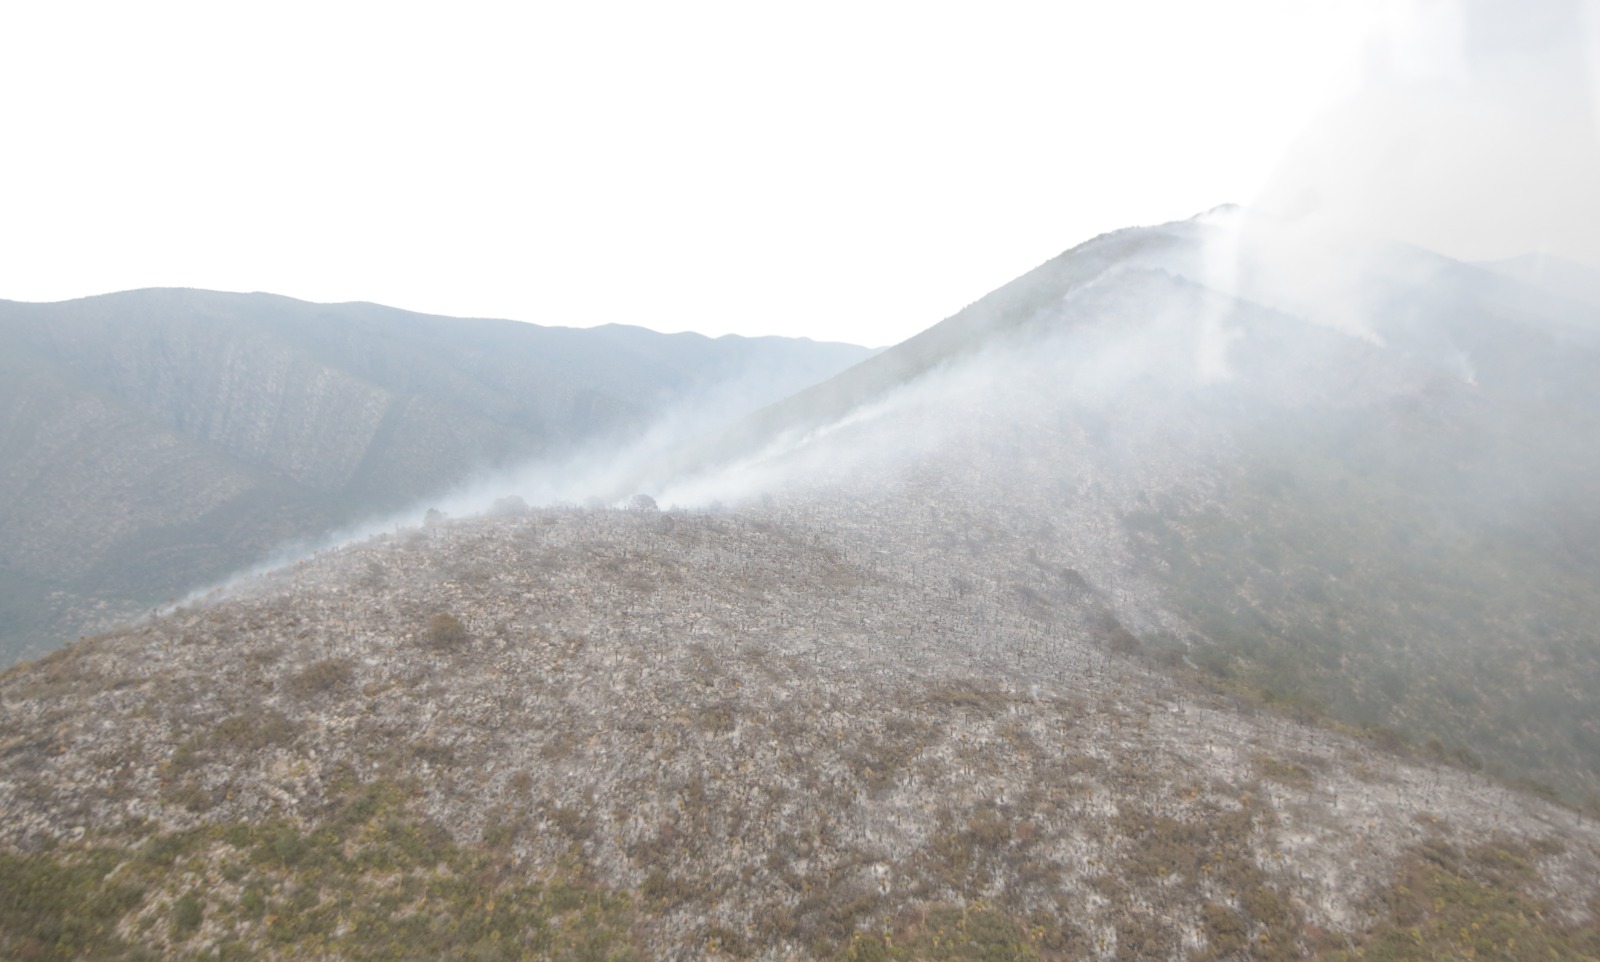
0;782;638;962
3;507;1599;959
1125;422;1600;808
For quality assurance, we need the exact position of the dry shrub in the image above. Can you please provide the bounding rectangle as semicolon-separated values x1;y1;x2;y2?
424;612;470;650
288;658;354;696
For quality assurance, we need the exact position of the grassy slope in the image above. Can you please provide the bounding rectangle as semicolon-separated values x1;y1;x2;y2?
1126;401;1600;807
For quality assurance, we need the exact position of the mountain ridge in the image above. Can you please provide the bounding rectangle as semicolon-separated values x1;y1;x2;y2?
0;289;875;662
613;215;1600;806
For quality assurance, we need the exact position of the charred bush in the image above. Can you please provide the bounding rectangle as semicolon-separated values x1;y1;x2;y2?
423;612;470;651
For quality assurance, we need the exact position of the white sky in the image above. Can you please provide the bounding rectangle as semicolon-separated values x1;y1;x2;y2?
2;1;1594;346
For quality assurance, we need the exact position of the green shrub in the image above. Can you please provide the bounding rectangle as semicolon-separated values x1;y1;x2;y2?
0;849;146;959
170;890;203;940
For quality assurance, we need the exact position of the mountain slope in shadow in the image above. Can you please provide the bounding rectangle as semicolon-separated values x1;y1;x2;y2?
628;211;1600;804
0;289;873;661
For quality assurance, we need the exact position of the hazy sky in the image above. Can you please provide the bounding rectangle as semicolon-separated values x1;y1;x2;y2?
3;1;1595;346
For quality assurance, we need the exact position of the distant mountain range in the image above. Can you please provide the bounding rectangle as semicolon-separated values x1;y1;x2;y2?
1480;251;1600;312
0;289;874;662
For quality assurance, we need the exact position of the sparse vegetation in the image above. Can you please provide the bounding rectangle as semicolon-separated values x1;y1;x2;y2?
1127;430;1600;807
1319;839;1600;962
288;657;354;696
0;782;641;962
3;507;1599;960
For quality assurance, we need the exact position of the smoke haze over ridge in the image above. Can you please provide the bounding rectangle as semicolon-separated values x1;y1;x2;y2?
6;1;1593;347
158;202;1600;810
7;7;1600;958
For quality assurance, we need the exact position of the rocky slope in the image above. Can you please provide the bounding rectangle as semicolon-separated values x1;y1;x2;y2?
3;507;1598;961
0;289;872;663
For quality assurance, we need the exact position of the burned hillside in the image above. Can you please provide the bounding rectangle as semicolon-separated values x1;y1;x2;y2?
3;506;1598;961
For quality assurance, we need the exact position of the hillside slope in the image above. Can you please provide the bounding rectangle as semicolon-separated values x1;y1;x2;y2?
626;212;1600;805
0;289;872;662
2;508;1598;961
5;215;1600;960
